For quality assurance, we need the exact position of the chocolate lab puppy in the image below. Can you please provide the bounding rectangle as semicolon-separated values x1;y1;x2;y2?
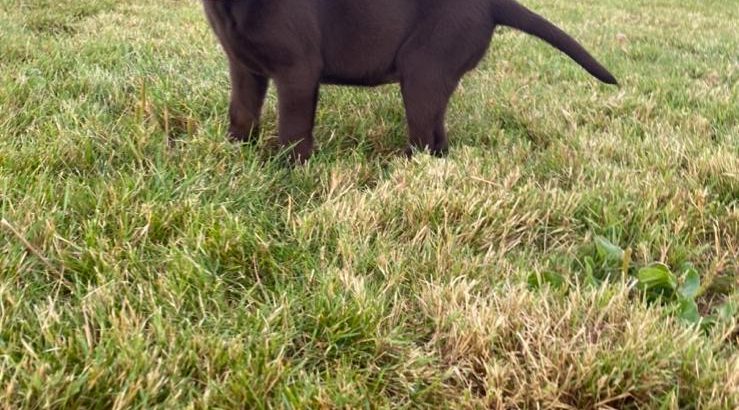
203;0;617;161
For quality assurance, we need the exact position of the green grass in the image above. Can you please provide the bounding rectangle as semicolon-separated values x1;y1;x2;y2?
1;0;737;407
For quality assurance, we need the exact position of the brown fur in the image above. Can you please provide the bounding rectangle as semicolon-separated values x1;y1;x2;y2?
203;0;617;162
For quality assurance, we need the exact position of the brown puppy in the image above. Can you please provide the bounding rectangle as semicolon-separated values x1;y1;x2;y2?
203;0;617;162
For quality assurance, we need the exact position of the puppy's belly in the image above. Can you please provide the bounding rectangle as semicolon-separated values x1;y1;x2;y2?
320;71;400;87
319;46;403;86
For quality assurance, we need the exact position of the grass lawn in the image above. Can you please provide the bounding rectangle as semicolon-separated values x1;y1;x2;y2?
1;0;737;407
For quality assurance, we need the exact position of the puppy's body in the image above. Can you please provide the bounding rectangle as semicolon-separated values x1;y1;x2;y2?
203;0;617;161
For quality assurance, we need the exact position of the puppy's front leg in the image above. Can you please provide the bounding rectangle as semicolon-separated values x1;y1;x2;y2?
275;74;320;163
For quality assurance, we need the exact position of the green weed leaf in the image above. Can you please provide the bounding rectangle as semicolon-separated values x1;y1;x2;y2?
678;299;700;324
528;271;567;290
678;261;698;277
594;236;624;263
638;263;677;291
678;269;701;300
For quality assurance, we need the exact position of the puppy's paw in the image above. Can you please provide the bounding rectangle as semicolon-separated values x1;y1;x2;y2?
229;128;259;143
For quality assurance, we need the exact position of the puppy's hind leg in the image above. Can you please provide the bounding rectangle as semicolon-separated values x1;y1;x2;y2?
228;60;269;142
274;72;320;163
400;69;458;157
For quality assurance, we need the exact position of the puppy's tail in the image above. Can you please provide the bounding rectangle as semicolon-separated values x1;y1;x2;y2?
493;0;618;85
